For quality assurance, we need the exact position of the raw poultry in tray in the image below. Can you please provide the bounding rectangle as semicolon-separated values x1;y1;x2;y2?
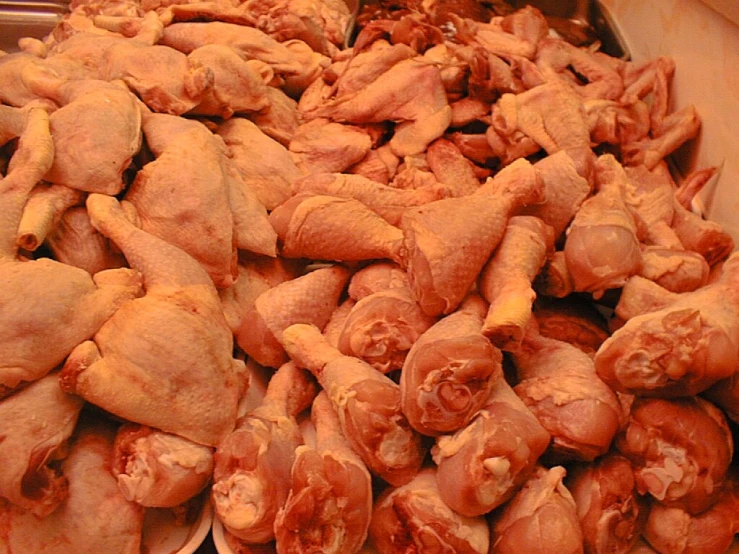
0;0;738;553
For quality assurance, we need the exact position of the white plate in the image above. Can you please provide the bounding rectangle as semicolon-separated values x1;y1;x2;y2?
143;496;214;554
212;516;379;553
211;516;237;554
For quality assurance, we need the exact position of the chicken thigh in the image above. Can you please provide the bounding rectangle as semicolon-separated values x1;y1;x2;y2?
0;373;84;517
21;66;142;195
0;107;142;395
60;193;246;447
0;419;144;554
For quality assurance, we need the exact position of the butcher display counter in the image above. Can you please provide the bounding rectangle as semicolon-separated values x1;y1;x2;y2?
0;1;738;553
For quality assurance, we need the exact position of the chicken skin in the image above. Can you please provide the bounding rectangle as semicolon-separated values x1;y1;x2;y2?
0;373;84;517
0;107;142;395
61;194;246;447
0;419;144;554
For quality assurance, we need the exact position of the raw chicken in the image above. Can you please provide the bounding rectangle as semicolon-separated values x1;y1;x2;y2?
304;58;452;157
0;51;89;108
674;166;718;211
401;158;544;316
703;370;739;425
232;0;351;54
671;199;735;267
21;66;142;195
224;155;280;259
511;324;623;461
247;86;301;146
400;295;501;436
621;56;675;130
337;284;436;373
478;215;554;350
623;105;701;170
236;265;350;368
291;172;450;226
450;132;495;166
638;247;710;293
564;154;643;296
289;118;372;175
369;467;491;554
0;419;144;554
0;373;84;517
160;22;305;75
219;256;303;334
535;36;623;100
82;33;216;115
454;15;538;60
269;194;405;264
643;469;739;554
274;391;372;554
449;96;490;126
16;183;84;252
347;261;409;300
489;465;584;554
46;206;128;275
187;44;272;117
347;145;399;185
112;423;214;507
521;149;593;240
322;298;355;347
390;159;441;191
217;117;301;210
329;42;415;98
212;362;318;543
615;396;733;514
0;107;142;395
125;112;239;288
60;194;246;447
535;250;575;298
612;275;679;324
425;138;480;196
491;80;591;162
622;164;683;250
281;323;425;486
432;374;550;516
532;296;610;355
595;252;739;397
566;454;648;554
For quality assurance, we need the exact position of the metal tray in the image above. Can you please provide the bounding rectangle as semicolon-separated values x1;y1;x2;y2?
0;1;67;52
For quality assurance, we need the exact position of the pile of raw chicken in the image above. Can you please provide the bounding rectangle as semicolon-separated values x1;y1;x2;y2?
1;0;738;552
